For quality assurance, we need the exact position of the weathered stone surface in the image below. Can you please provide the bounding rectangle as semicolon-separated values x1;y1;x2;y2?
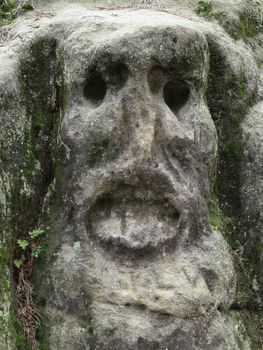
242;102;263;294
0;1;263;349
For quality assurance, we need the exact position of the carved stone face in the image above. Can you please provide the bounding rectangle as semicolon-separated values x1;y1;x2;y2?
2;1;262;347
39;17;236;348
62;25;215;251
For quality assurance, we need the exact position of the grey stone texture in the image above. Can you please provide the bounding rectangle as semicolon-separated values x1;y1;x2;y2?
0;1;263;349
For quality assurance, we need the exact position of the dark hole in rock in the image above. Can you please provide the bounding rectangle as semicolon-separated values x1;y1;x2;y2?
167;210;180;222
107;62;129;89
124;303;146;310
200;268;219;292
84;71;107;106
163;80;190;114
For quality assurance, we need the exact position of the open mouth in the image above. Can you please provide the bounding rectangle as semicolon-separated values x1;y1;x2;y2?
86;185;180;249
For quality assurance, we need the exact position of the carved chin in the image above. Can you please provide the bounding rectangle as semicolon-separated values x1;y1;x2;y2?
87;186;181;249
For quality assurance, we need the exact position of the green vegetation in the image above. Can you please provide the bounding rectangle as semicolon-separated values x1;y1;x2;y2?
195;1;225;21
37;321;50;350
88;139;109;168
0;238;10;286
9;311;31;350
196;0;263;41
6;38;64;348
14;259;23;268
0;0;34;27
196;1;213;18
14;227;45;270
239;311;263;349
221;140;244;161
238;0;263;38
29;228;45;239
0;231;12;347
209;187;262;344
224;0;263;40
207;37;262;347
17;239;30;251
208;195;226;232
0;37;66;348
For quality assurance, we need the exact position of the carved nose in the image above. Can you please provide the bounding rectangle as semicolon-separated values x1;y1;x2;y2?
121;86;156;160
119;69;194;163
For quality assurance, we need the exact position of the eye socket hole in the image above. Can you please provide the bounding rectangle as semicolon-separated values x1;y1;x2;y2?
107;62;129;89
83;71;107;106
163;81;190;114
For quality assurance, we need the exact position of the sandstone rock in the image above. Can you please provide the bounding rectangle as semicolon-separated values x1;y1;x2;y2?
0;1;263;349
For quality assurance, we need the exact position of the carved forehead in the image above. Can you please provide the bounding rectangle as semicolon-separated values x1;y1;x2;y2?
63;20;208;83
92;27;205;63
59;8;207;42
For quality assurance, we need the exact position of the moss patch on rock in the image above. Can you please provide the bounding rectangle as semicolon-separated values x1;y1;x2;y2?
195;0;263;41
0;36;66;348
195;1;225;21
0;0;34;27
206;35;262;344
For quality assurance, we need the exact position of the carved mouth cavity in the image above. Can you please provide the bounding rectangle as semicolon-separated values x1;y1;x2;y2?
87;186;180;249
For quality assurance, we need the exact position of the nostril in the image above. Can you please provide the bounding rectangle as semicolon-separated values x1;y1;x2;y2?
163;81;190;115
168;210;180;223
106;62;129;89
83;70;107;106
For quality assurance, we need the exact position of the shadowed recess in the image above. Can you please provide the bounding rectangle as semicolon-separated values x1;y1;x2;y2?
163;81;190;114
84;71;107;106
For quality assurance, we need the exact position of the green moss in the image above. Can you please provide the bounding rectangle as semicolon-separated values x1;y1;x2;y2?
0;31;65;350
88;139;109;168
206;41;254;219
54;162;63;188
209;198;260;319
239;12;255;38
0;0;34;27
0;242;10;289
10;37;64;236
221;140;244;161
195;1;213;18
0;232;10;297
195;1;225;21
235;265;255;307
221;0;263;40
208;194;236;246
36;319;50;350
21;3;34;11
0;244;10;265
0;37;65;347
9;311;31;350
209;195;224;231
196;0;263;41
0;10;10;18
209;193;261;313
1;1;16;13
0;234;31;349
238;0;263;39
238;311;263;349
206;38;262;341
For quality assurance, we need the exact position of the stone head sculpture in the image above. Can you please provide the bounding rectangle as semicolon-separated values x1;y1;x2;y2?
55;18;234;348
0;3;262;350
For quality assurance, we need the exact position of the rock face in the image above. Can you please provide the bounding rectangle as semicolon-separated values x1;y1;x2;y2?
0;1;263;349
